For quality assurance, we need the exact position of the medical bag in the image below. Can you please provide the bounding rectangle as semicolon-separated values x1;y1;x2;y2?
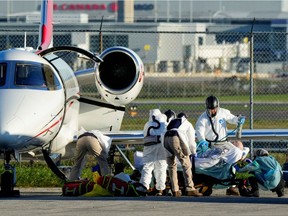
62;179;95;196
97;175;143;197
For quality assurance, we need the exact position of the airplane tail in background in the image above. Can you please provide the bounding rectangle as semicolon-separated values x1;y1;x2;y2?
37;0;53;52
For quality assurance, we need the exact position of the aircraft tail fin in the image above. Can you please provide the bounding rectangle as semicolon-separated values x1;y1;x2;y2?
37;0;53;52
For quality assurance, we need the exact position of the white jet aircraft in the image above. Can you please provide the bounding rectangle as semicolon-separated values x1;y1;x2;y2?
0;0;144;196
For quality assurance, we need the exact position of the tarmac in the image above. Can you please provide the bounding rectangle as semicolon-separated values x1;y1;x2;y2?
0;187;287;216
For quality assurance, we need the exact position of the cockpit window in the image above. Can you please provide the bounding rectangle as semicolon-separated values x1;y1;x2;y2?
15;63;60;90
0;63;7;86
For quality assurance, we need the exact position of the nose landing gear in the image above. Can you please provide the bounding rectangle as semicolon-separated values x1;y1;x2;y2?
0;152;20;197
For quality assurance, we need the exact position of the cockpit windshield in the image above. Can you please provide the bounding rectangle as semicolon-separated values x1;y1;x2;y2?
0;63;7;86
15;63;60;90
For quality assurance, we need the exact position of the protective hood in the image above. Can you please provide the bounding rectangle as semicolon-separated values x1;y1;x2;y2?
149;109;162;121
255;148;269;157
164;109;176;123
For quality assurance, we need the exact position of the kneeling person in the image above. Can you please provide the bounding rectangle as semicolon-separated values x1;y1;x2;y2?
238;148;285;197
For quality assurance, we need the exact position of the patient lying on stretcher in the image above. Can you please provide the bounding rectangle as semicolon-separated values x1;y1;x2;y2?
194;140;250;180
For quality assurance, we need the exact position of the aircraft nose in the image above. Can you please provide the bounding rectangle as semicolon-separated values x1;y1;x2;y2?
0;115;25;149
0;116;24;135
0;91;27;149
0;92;24;134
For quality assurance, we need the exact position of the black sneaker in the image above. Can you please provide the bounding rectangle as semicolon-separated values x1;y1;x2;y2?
276;189;284;197
239;188;253;197
252;190;260;197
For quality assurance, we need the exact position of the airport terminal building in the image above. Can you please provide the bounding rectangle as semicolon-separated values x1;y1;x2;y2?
2;0;288;23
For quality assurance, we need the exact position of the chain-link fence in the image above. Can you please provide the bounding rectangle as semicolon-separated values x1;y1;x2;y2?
1;23;288;163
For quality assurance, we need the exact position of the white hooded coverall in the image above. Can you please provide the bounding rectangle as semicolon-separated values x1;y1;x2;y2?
69;128;112;181
196;107;239;143
139;109;168;191
195;107;243;167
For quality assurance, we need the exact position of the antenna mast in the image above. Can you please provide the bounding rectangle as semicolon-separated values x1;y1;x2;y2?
99;16;104;54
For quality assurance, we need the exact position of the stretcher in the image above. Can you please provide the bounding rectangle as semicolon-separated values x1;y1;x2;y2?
192;157;247;196
190;142;251;196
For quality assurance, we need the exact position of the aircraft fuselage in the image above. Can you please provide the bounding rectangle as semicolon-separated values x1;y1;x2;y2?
0;49;79;155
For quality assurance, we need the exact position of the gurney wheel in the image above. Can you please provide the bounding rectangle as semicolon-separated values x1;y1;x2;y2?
199;186;213;196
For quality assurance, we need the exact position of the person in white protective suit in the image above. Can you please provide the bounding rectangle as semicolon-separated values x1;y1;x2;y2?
69;128;112;181
138;109;169;196
195;95;246;196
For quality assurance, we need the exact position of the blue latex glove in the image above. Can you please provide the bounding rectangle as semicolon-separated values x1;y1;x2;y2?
234;164;240;172
244;158;252;163
238;116;245;125
197;140;209;152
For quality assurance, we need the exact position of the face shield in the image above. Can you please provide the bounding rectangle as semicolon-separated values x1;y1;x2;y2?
206;107;218;117
205;96;219;118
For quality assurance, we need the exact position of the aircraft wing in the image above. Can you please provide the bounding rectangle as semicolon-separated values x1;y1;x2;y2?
104;129;288;147
228;129;288;140
25;128;288;160
103;129;288;146
104;130;144;145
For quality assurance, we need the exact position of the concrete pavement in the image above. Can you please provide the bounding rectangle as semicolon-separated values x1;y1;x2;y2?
0;187;287;216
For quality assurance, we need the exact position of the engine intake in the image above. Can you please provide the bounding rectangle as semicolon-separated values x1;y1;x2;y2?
96;46;144;106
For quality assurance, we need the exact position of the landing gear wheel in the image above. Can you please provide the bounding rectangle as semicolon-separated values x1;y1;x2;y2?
0;152;20;197
0;165;20;197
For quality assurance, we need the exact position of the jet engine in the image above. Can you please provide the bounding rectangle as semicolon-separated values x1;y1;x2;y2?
95;46;144;106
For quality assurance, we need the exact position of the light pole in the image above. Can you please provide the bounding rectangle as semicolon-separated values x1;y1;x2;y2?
7;0;10;23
